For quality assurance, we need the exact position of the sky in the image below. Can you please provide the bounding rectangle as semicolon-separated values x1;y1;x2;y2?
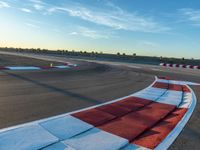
0;0;200;58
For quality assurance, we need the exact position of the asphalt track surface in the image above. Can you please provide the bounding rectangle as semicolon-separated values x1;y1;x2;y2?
0;52;199;149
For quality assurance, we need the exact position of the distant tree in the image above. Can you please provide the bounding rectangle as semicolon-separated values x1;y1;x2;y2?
122;53;126;56
133;53;136;56
117;52;120;56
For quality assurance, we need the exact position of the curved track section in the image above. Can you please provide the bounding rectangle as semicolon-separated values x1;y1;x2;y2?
0;76;196;150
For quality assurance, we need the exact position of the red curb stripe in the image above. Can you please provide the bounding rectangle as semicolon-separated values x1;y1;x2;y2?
72;109;116;126
153;82;191;92
152;82;169;89
133;108;188;149
182;86;191;92
114;96;152;110
96;103;132;117
98;102;176;142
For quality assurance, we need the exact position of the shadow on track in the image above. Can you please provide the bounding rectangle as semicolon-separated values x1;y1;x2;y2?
4;71;102;104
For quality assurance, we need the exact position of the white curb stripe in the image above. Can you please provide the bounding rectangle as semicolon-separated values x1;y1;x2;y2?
42;142;76;150
40;115;93;140
63;128;129;150
0;124;58;150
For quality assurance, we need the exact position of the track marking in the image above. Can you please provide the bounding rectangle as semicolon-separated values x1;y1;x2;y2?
0;76;196;150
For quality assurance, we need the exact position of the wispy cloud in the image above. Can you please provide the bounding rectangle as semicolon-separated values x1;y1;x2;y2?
25;23;39;28
29;0;45;10
0;1;10;8
179;8;200;26
70;26;110;39
33;4;44;10
21;8;32;13
47;3;170;33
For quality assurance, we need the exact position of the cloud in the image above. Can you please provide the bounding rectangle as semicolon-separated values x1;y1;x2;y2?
47;3;170;33
70;32;78;35
26;23;39;28
21;8;32;13
0;1;10;8
33;4;44;10
179;8;200;26
29;0;45;10
70;26;110;39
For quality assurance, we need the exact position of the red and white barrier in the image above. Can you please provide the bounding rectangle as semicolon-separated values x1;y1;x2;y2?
0;76;196;150
160;63;200;70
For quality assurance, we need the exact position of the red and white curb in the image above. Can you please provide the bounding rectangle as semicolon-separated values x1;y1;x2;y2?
160;63;200;70
0;76;197;150
0;63;77;71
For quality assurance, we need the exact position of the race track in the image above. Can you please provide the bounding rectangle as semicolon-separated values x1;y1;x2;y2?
0;52;199;149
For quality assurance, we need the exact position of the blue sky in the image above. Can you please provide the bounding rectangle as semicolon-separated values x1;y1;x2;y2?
0;0;200;58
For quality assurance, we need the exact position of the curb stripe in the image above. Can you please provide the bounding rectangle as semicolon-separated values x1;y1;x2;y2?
133;108;188;149
0;76;196;150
